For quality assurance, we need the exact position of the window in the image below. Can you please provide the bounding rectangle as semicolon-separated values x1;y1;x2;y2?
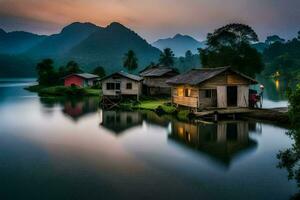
184;88;191;97
205;90;212;98
126;83;132;89
116;83;120;90
177;88;184;97
106;83;115;90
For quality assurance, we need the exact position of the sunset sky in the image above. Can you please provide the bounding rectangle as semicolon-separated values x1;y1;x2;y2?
0;0;299;42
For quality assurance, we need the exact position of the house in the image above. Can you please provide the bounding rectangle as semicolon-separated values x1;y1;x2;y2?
139;65;179;95
166;67;258;110
101;71;143;100
63;73;100;87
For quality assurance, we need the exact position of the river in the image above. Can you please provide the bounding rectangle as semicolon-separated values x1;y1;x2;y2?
0;78;296;200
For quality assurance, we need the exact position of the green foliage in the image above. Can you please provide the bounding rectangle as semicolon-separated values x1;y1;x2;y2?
265;35;285;45
36;59;59;86
174;51;201;72
263;38;300;81
200;23;264;77
159;48;175;66
177;110;191;121
123;50;138;71
30;85;100;97
58;61;83;78
92;66;106;78
277;84;300;198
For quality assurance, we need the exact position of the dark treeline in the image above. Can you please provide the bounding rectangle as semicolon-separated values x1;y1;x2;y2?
263;34;300;82
36;59;106;86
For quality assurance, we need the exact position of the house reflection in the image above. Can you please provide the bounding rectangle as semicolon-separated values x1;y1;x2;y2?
168;120;257;166
39;97;99;121
62;98;99;121
100;110;143;135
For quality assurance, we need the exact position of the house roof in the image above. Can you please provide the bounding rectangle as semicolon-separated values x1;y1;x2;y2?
140;65;178;77
101;71;143;82
63;73;99;80
166;66;258;85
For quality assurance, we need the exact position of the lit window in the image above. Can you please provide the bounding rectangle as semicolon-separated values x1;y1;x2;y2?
178;88;184;96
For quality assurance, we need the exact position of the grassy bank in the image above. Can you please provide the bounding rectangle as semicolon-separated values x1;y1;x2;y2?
25;85;100;97
117;98;192;121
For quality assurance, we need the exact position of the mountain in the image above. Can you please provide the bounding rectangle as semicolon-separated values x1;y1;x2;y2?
152;34;205;57
0;29;45;54
67;22;161;72
0;22;161;77
26;22;101;57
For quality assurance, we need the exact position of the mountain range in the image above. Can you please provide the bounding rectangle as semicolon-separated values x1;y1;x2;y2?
0;22;161;77
152;34;205;57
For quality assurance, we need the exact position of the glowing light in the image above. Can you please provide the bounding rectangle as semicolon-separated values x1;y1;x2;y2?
275;80;280;90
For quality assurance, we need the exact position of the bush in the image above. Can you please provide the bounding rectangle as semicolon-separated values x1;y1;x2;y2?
177;110;191;121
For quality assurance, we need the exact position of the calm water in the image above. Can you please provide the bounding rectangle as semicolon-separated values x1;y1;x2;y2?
0;79;296;200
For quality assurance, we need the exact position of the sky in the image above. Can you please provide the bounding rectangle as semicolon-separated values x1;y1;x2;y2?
0;0;299;42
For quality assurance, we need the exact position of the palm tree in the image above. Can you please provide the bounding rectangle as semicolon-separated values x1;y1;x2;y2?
159;48;175;66
123;50;138;71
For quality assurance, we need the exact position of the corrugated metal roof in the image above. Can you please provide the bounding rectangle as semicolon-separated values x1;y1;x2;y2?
63;73;99;80
101;71;143;82
76;73;99;79
166;67;257;85
140;66;177;77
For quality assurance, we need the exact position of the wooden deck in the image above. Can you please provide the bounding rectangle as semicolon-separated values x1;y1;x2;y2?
194;107;253;117
194;107;290;124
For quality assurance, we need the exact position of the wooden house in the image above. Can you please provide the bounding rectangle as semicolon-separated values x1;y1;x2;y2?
101;71;143;100
63;73;100;87
139;65;179;95
166;67;258;110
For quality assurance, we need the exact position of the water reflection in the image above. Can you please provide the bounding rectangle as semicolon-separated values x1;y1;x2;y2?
39;97;99;121
100;110;143;134
168;120;258;166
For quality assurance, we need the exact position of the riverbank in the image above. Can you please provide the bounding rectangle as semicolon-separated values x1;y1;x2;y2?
25;85;100;97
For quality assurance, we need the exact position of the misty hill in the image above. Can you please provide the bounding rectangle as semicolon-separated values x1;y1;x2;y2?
26;22;101;57
152;34;205;56
67;22;161;72
0;29;45;54
0;22;161;77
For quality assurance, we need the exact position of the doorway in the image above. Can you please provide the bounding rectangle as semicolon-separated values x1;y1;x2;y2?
227;86;237;107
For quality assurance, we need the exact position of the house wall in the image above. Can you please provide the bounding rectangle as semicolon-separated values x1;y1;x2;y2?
64;76;84;87
170;71;252;109
102;77;142;96
171;85;199;108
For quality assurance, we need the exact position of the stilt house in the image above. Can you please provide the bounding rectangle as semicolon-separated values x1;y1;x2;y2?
166;67;258;110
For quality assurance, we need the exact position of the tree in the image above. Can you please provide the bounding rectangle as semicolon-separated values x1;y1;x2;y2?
159;48;175;66
200;23;264;77
277;84;300;199
92;66;106;78
206;23;258;50
123;50;138;71
298;31;300;40
265;35;285;45
58;61;83;78
36;59;58;86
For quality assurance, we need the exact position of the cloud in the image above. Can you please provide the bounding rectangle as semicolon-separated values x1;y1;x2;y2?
0;0;299;41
